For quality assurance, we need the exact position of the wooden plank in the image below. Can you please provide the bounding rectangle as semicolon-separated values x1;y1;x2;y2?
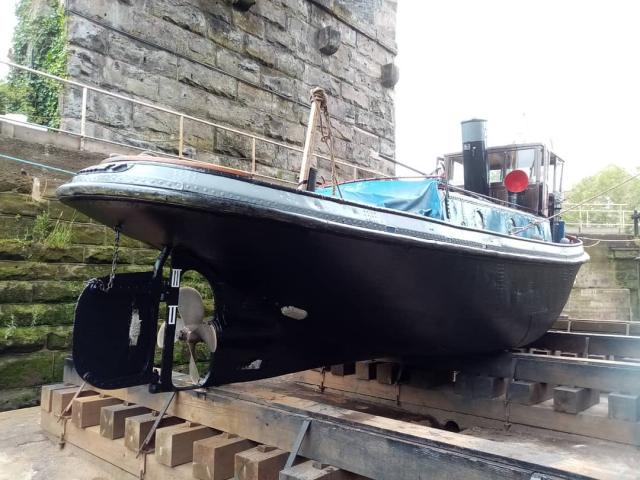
156;423;218;467
235;445;288;480
124;413;184;451
507;381;552;405
72;396;122;428
62;366;625;479
50;387;98;416
40;383;68;412
40;410;193;480
295;369;640;446
100;404;150;439
279;460;353;480
193;432;257;480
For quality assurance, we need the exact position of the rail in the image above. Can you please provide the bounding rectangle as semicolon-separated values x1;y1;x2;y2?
0;60;396;185
563;202;636;234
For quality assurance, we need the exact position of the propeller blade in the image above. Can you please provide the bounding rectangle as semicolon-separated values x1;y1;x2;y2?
193;324;217;353
187;342;199;383
178;287;205;330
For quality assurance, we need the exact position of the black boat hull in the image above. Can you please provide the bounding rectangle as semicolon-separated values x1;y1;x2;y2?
61;186;582;385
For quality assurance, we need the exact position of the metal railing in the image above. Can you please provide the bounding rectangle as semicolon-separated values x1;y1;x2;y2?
563;203;636;234
0;60;392;185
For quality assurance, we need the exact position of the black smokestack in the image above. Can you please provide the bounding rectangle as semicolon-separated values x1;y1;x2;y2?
461;119;489;196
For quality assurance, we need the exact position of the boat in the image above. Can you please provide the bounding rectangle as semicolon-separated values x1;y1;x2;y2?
57;118;588;392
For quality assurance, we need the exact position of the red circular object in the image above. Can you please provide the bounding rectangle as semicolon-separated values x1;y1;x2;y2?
504;170;529;193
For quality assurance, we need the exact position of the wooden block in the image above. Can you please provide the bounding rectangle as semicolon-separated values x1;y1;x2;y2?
50;387;98;416
330;363;355;376
100;404;150;439
235;445;288;480
355;361;377;381
376;362;400;385
279;460;351;480
156;423;218;467
608;393;640;422
553;387;599;414
124;413;184;451
40;383;68;412
455;374;505;399
193;432;257;480
507;381;552;405
72;395;122;428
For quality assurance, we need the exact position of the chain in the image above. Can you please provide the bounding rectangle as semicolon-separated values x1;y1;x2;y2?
101;226;121;292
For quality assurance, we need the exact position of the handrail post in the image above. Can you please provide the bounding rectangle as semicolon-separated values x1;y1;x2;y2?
80;87;88;150
178;115;184;159
353;165;357;180
251;138;256;174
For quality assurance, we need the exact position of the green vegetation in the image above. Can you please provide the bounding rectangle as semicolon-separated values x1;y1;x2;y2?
564;165;640;226
28;211;74;247
0;0;67;127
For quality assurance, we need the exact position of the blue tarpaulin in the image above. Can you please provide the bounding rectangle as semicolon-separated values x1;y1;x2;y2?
316;178;443;219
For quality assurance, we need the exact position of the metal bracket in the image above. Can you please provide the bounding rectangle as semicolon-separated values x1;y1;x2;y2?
285;418;311;469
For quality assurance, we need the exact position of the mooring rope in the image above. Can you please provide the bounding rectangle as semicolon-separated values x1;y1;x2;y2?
0;152;75;175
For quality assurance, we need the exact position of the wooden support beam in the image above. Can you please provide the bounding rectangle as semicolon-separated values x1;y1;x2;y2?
100;404;150;439
61;365;637;478
355;361;377;380
279;460;352;480
72;396;122;428
156;423;219;467
553;387;600;414
124;413;184;451
507;381;552;405
50;387;97;416
608;393;640;422
40;383;68;412
235;445;289;480
409;369;451;389
193;432;257;480
530;332;640;358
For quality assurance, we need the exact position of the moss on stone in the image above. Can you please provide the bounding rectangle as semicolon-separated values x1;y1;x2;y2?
0;215;34;239
0;280;33;303
83;245;135;264
70;223;107;245
0;350;67;389
0;303;76;327
32;281;83;303
0;239;31;261
0;192;42;217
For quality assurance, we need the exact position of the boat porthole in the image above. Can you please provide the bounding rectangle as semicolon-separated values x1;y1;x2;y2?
475;210;484;229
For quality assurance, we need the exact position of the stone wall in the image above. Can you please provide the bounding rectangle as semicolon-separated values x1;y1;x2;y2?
563;235;640;322
59;0;398;183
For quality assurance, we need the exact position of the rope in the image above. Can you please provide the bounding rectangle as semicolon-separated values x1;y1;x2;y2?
0;152;75;175
511;170;640;236
310;88;342;198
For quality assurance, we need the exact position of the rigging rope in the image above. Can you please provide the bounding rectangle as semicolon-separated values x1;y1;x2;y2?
310;88;343;198
511;170;640;236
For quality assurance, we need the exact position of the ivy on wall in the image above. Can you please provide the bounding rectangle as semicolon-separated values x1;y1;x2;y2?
0;0;67;127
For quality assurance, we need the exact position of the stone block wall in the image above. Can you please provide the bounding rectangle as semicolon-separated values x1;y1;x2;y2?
563;236;640;322
59;0;398;183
